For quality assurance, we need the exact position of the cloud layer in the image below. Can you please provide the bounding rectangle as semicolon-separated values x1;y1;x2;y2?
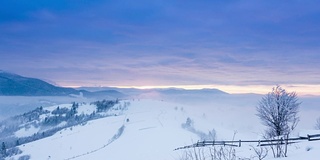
1;0;320;93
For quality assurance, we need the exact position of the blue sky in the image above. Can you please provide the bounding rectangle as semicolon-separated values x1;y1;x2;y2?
1;0;320;94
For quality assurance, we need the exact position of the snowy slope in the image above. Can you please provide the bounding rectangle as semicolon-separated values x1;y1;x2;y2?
10;100;198;160
7;96;320;160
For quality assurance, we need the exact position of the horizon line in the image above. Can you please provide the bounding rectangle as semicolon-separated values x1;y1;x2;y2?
64;84;320;96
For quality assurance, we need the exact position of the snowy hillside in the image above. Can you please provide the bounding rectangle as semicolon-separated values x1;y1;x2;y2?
2;96;319;160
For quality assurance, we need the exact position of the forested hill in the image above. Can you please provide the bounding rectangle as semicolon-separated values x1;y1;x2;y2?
0;71;79;96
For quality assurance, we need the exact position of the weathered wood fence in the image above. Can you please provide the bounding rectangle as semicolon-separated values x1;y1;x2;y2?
174;134;320;151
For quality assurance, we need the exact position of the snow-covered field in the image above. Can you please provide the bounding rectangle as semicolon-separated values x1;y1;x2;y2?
5;93;320;160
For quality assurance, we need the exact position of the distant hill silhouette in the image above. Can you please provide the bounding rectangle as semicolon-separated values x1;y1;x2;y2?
0;70;227;98
157;88;228;95
0;71;79;96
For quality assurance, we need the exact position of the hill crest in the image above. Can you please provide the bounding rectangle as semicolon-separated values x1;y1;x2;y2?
0;71;78;96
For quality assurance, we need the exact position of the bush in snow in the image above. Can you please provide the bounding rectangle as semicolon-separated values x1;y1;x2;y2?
181;118;217;141
178;145;236;160
108;125;125;144
178;131;238;160
208;129;216;141
181;117;194;129
250;145;269;160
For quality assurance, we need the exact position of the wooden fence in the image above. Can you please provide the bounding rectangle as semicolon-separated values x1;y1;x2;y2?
174;134;320;151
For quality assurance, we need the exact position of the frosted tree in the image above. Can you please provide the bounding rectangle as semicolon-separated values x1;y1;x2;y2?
256;85;300;158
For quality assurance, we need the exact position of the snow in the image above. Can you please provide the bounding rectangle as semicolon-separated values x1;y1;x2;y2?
76;103;95;115
6;95;320;160
56;121;68;128
14;126;39;137
277;141;320;160
64;100;199;160
16;116;124;160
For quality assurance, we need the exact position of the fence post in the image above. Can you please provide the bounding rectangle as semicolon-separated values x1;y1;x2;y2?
174;134;320;151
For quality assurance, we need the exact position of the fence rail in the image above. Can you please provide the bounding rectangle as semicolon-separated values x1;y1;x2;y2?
174;134;320;151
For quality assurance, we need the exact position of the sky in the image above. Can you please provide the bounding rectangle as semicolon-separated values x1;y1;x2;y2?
1;0;320;95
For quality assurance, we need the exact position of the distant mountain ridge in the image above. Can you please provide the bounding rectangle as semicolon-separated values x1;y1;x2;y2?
0;71;126;98
78;86;229;98
0;70;227;97
157;88;227;95
0;71;79;96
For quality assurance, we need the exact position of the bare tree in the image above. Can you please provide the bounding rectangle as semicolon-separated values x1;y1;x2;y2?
256;85;300;158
